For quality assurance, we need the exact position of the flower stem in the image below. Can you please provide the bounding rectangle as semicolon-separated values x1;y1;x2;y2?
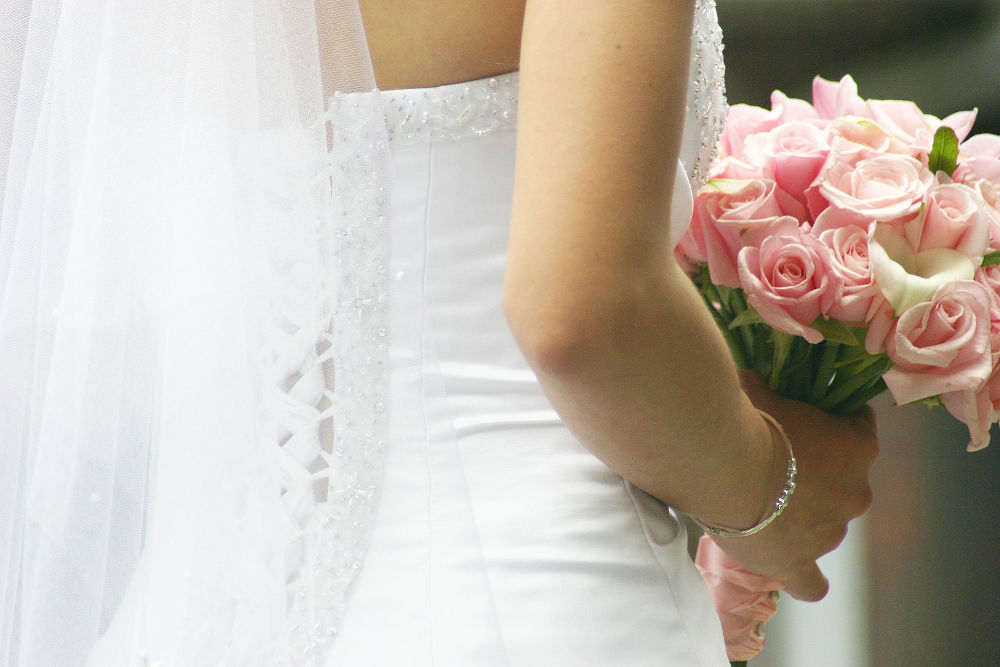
769;331;795;392
817;356;891;412
730;289;757;359
809;341;840;404
699;285;749;370
829;377;888;415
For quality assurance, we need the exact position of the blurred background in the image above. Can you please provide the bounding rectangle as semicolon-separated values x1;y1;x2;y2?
715;1;1000;665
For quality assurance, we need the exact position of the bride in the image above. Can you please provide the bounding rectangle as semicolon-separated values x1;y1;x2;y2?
0;0;877;664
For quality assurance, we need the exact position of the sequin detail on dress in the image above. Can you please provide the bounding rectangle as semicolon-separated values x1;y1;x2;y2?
382;74;519;144
684;0;728;190
374;0;725;189
271;90;392;665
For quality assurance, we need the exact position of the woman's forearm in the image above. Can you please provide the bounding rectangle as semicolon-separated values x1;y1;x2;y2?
505;253;783;530
507;0;784;530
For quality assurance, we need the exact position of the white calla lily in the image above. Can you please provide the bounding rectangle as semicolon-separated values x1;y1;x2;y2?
869;224;977;313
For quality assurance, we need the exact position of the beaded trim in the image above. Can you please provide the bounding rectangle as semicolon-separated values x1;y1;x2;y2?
684;0;728;190
380;74;519;144
366;0;726;190
271;90;392;664
693;410;798;538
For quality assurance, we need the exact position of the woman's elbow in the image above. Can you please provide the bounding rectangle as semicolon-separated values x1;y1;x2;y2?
502;277;638;378
503;299;586;377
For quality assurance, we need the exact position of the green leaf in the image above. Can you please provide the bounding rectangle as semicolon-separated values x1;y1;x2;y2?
809;317;862;346
983;251;1000;267
769;331;795;391
928;126;959;177
729;308;764;329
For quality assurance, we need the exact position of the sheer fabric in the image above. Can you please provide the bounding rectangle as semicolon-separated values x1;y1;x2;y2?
1;1;398;665
1;0;727;665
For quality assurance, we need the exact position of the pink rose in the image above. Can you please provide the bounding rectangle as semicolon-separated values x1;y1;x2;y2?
718;104;782;158
811;152;931;224
709;156;767;181
941;266;1000;450
826;116;911;156
864;299;896;355
966;179;1000;252
903;182;992;260
742;121;830;207
955;133;1000;183
813;220;884;324
814;135;884;170
975;265;1000;325
866;99;977;153
738;230;843;343
940;363;1000;452
695;536;782;662
942;109;978;144
717;92;823;160
975;265;1000;362
768;89;822;126
685;179;804;287
883;280;993;405
812;75;868;121
963;133;1000;158
808;203;875;233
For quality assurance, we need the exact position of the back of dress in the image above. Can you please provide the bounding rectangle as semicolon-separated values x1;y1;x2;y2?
324;1;730;665
0;1;729;665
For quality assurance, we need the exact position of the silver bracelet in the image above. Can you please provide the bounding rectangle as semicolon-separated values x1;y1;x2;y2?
693;409;797;538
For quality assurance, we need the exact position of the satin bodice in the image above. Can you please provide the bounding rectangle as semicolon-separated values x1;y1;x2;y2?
323;71;729;666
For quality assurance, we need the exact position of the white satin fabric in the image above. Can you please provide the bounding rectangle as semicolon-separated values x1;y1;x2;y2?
324;75;729;666
2;0;730;663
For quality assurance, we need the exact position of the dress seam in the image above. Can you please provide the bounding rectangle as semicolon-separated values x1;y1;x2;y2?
420;138;436;665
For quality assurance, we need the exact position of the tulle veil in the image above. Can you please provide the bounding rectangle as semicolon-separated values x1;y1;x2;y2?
1;1;396;664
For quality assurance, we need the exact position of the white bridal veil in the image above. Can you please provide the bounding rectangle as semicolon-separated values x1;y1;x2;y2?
1;1;394;664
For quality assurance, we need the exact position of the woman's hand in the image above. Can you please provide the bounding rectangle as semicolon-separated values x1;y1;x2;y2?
711;370;879;601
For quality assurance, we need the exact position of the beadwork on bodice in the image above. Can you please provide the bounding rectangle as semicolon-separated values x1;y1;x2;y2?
682;0;727;190
274;0;726;662
273;89;392;664
382;74;519;144
374;0;725;189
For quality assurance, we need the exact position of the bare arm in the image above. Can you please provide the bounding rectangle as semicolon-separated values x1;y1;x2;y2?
505;0;876;600
507;0;777;541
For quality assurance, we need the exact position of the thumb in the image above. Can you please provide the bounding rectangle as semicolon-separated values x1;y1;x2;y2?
781;562;829;602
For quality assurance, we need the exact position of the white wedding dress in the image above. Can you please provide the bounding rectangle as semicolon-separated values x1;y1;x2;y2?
1;1;731;665
325;20;730;666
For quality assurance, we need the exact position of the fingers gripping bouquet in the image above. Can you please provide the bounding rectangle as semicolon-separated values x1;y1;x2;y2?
682;75;1000;663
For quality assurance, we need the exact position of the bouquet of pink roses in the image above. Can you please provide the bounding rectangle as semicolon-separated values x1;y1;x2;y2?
677;74;1000;450
682;74;1000;664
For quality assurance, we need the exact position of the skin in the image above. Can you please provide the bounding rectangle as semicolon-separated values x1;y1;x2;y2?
355;0;525;90
348;0;879;603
